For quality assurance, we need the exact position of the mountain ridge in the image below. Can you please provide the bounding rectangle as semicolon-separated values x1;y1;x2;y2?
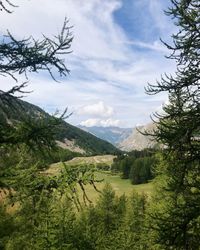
0;95;120;155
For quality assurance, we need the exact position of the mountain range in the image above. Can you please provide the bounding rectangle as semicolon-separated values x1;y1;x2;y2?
1;93;158;153
78;125;132;146
79;123;157;151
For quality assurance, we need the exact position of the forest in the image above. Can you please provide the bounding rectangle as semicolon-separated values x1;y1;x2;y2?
0;0;200;249
111;149;156;184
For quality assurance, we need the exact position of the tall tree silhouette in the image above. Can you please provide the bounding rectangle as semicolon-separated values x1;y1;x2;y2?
147;0;200;249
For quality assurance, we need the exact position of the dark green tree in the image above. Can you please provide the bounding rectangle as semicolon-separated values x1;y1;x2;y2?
129;156;154;184
121;157;132;179
124;191;147;250
146;0;200;249
0;3;75;249
73;184;127;250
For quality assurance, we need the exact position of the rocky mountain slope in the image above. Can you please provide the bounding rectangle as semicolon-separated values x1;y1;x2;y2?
118;123;157;151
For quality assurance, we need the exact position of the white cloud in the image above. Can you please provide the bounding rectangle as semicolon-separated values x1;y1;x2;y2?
0;0;175;128
0;0;127;61
80;118;99;127
80;118;120;127
100;118;121;127
120;40;168;53
77;101;113;117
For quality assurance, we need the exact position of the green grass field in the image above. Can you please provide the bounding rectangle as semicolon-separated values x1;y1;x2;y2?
46;155;154;202
80;171;154;202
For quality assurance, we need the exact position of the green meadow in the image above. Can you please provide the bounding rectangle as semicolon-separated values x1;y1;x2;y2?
46;155;154;202
80;171;154;202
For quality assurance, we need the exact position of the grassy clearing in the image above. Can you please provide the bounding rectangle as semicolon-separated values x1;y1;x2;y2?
66;155;115;165
97;172;153;195
45;155;115;175
46;155;154;202
79;171;154;202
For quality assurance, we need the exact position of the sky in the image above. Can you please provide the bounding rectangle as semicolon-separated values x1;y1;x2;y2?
0;0;176;128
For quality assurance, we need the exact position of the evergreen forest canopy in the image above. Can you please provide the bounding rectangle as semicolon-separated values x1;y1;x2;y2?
111;149;156;184
0;0;200;249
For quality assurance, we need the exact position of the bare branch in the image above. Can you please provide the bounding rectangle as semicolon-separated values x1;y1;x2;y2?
0;0;18;13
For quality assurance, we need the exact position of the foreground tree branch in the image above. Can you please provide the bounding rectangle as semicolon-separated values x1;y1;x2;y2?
0;18;73;81
0;0;18;13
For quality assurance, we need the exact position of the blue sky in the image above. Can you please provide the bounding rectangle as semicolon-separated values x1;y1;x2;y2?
0;0;176;128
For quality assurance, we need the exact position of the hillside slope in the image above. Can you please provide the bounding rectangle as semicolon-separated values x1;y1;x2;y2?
0;95;120;155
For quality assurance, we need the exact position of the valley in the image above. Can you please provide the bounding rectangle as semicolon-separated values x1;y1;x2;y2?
45;155;154;202
1;0;198;248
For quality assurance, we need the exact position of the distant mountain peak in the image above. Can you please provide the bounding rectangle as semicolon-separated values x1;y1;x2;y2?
79;123;158;151
78;125;132;146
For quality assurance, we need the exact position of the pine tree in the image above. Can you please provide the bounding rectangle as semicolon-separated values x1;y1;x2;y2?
123;191;147;250
146;0;200;249
0;1;73;149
